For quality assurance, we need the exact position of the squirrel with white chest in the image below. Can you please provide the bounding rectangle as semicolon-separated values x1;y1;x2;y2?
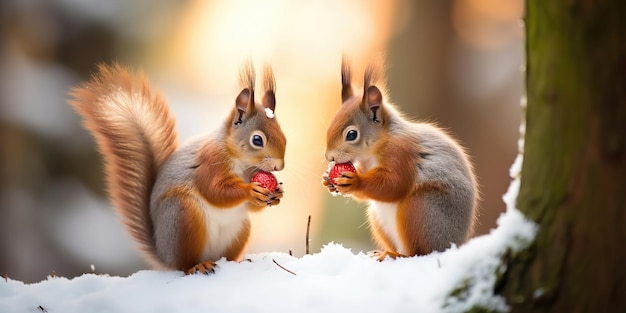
323;58;478;260
69;63;286;274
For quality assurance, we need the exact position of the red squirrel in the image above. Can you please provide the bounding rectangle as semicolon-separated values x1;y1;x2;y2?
69;63;286;274
323;57;478;260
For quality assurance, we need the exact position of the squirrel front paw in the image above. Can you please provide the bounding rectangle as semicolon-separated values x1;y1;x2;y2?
267;183;284;206
322;175;338;193
250;183;273;207
250;182;283;208
333;171;360;194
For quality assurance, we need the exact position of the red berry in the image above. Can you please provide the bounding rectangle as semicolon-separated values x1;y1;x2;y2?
251;170;278;192
328;162;356;185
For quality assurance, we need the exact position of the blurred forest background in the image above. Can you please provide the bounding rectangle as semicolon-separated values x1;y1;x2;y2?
0;0;523;283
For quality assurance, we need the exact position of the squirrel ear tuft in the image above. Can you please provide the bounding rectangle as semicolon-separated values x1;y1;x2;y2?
237;61;257;119
262;65;276;112
341;56;353;103
262;91;276;112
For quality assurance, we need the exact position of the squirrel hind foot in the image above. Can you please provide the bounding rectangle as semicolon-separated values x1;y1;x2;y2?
367;250;407;262
184;261;218;275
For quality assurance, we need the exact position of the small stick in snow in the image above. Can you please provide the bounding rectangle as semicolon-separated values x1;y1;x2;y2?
272;259;296;276
306;215;312;255
289;249;293;257
37;305;48;313
437;258;441;268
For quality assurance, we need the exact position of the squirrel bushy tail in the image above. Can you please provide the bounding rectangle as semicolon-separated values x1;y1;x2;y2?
69;64;178;269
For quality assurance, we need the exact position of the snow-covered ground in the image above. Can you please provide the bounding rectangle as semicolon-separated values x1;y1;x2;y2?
1;121;534;313
0;185;535;313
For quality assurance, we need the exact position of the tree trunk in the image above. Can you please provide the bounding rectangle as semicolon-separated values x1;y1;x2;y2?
497;0;626;312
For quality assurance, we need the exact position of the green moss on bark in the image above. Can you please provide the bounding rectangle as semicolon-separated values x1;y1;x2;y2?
499;0;626;312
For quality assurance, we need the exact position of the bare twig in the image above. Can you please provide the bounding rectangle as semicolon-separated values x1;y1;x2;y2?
306;215;312;255
37;305;48;313
272;259;296;275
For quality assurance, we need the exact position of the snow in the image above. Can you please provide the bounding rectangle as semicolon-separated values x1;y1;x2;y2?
264;107;275;119
0;199;536;312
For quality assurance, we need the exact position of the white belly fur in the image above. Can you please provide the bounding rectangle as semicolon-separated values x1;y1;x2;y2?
368;200;407;255
199;201;249;261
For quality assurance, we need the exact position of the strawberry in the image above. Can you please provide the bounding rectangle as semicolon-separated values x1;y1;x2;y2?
328;162;357;185
251;170;278;192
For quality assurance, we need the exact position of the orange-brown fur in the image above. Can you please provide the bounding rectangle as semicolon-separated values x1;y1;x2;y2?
396;190;430;256
175;190;209;271
68;64;177;269
345;134;420;202
69;62;285;275
194;141;251;208
324;57;478;260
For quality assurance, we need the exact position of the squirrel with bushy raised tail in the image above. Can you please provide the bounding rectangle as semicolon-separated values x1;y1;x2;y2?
323;57;478;260
69;63;286;274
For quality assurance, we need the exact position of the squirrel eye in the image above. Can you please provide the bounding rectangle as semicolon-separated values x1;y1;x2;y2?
250;131;266;149
342;125;360;143
346;129;359;141
252;135;264;147
345;129;358;142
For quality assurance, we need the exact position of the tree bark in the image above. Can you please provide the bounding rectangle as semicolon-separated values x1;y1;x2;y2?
497;0;626;312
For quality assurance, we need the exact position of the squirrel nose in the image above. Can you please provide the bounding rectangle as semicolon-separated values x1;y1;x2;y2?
324;152;335;162
273;160;284;171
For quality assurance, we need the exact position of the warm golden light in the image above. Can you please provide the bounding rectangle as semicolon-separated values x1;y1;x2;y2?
452;0;524;50
143;0;401;255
